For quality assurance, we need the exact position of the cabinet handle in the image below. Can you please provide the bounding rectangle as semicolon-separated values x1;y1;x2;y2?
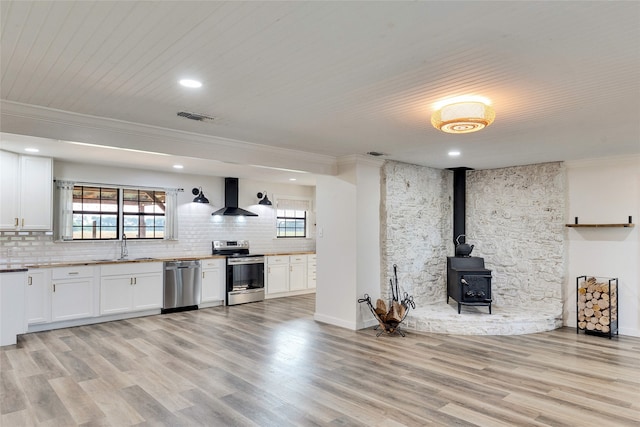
53;284;56;292
290;265;292;272
68;272;79;275
21;218;25;227
28;276;32;286
134;277;137;285
202;272;205;279
14;218;18;226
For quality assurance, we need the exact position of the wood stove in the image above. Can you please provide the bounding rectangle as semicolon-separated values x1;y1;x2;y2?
447;256;492;314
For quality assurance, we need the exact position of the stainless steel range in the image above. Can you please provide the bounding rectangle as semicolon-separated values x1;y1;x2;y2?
212;240;265;306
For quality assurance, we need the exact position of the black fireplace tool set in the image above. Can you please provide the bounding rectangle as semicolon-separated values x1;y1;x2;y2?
358;264;415;337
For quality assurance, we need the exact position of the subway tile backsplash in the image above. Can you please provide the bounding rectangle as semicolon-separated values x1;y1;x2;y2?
0;203;315;266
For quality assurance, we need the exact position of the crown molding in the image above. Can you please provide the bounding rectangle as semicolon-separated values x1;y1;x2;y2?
0;100;337;176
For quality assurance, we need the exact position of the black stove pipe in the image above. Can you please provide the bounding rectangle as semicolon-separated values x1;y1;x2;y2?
450;167;473;246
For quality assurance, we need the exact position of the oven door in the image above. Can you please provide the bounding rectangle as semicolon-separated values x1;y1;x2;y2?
226;256;265;305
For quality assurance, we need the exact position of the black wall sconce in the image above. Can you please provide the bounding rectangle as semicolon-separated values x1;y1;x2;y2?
192;187;210;204
257;191;272;205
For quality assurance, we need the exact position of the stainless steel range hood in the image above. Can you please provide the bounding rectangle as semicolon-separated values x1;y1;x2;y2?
212;178;258;217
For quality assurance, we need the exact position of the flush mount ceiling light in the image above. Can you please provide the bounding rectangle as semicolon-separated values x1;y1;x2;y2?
431;98;495;134
179;79;202;88
192;187;209;204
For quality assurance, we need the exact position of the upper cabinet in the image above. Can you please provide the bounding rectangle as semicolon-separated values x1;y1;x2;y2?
0;150;53;231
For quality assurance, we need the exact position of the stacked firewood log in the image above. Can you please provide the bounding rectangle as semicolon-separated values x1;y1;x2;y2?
374;298;406;329
577;277;617;333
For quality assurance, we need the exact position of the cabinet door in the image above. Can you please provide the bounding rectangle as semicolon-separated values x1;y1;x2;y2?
100;276;132;315
289;262;307;291
267;264;289;294
0;150;19;229
51;279;94;321
27;269;51;324
20;155;53;230
201;267;224;302
132;273;163;311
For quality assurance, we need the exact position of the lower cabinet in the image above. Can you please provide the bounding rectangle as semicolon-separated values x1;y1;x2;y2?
289;255;307;291
26;269;51;324
51;266;96;322
267;256;290;294
100;262;162;315
266;254;315;298
1;271;27;346
201;259;225;305
307;254;316;289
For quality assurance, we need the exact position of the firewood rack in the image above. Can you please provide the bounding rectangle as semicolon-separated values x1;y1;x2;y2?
358;264;415;337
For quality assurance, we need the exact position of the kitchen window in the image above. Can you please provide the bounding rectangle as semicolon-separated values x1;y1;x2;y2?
56;181;178;241
123;189;166;239
275;197;311;238
72;186;119;240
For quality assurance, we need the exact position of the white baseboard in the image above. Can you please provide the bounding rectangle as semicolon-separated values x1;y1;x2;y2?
313;312;356;330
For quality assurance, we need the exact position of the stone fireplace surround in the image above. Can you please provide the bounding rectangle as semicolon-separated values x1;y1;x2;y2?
380;161;565;335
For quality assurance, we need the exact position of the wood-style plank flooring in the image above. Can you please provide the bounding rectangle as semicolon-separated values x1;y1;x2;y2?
2;294;639;426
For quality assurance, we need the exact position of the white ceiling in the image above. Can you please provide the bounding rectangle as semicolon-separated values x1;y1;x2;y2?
1;1;639;185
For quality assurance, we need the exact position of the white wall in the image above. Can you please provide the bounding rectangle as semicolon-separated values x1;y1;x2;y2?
565;155;640;337
0;161;315;265
315;156;382;329
315;172;357;328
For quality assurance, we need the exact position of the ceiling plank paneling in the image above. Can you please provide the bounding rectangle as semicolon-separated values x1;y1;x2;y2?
1;0;638;176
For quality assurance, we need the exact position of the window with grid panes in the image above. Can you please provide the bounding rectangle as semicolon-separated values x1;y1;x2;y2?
71;186;166;240
123;189;166;239
72;186;119;240
276;209;307;238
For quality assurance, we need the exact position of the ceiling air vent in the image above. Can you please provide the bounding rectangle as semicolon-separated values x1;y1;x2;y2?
177;111;215;122
366;151;386;157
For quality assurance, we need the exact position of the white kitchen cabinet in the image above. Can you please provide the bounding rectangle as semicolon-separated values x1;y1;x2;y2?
266;254;314;297
307;254;316;289
266;256;290;295
0;150;52;231
0;271;27;346
201;259;225;305
26;269;51;324
289;255;307;291
100;262;162;315
51;266;95;322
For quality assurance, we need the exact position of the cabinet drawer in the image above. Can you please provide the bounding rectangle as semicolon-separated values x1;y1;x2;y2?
268;256;289;265
202;259;224;269
51;265;95;280
307;254;316;262
289;255;307;263
101;262;162;276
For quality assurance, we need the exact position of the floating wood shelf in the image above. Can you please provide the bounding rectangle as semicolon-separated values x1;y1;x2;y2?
567;216;634;228
565;223;635;228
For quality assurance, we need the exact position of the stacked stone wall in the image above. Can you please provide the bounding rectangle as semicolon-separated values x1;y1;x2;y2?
466;162;565;314
381;160;565;317
380;161;452;307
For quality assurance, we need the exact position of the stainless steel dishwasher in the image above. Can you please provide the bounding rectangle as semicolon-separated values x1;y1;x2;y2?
162;260;202;313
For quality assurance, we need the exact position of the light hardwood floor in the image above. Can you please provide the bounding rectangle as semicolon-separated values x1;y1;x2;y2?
2;294;639;426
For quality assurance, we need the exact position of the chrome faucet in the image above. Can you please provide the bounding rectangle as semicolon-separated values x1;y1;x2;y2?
120;234;128;259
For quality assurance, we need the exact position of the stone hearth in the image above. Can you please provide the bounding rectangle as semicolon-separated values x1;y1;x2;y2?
404;302;562;335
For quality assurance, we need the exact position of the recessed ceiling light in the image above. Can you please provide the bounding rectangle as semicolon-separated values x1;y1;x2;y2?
25;148;39;153
173;164;184;169
448;150;461;156
289;178;297;181
179;79;202;88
